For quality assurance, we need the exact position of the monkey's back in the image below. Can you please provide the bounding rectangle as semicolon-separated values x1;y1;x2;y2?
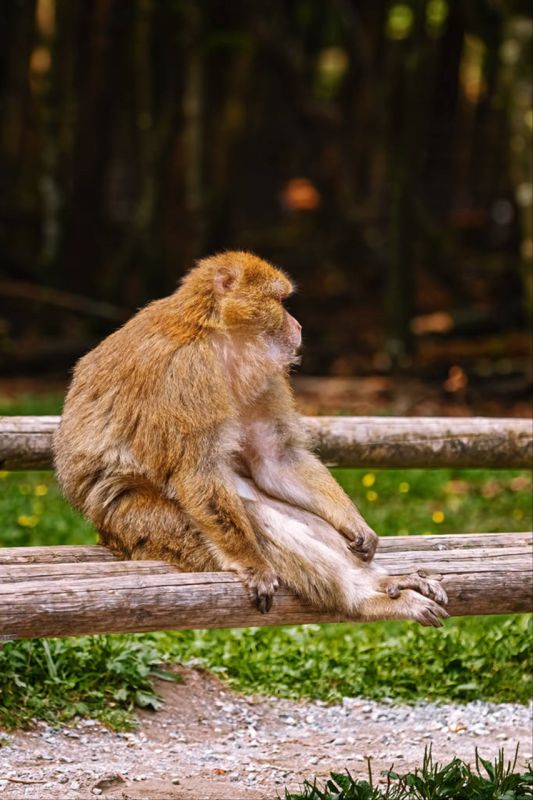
54;297;198;514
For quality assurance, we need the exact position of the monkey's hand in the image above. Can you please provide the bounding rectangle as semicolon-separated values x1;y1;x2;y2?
238;565;280;613
343;520;379;563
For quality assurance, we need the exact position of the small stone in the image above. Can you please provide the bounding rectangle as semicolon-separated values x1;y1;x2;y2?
92;791;102;797
172;778;181;785
69;781;80;791
93;774;125;791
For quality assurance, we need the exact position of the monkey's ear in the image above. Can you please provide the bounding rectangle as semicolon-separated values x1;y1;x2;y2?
214;266;238;295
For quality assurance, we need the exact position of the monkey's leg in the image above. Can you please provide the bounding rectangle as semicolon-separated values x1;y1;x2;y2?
96;482;278;612
237;477;448;626
94;487;222;571
173;469;280;612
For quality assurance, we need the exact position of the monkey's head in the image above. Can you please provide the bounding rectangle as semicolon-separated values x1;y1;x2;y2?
184;251;302;357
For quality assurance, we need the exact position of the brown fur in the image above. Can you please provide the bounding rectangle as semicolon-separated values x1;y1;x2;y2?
54;251;448;624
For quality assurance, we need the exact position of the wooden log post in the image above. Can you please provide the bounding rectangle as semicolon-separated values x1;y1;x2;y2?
1;415;532;470
0;533;531;639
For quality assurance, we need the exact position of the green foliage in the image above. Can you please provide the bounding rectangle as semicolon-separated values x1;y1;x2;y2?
0;392;64;416
332;468;532;538
0;635;180;730
283;747;533;799
155;614;532;706
0;470;97;547
0;615;530;730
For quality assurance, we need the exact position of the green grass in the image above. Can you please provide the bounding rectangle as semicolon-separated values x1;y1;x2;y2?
0;636;181;729
334;467;532;536
0;470;96;547
151;615;532;706
1;615;530;730
0;391;65;416
284;747;533;799
2;466;531;548
0;392;531;730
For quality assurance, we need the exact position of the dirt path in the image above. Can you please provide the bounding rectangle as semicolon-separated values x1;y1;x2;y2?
0;667;531;800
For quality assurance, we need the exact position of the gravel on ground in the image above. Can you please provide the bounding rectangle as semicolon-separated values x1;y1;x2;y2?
0;667;531;800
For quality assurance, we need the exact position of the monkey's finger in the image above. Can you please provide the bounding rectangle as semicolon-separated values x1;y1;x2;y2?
416;579;448;606
383;575;448;606
348;541;375;561
429;583;448;605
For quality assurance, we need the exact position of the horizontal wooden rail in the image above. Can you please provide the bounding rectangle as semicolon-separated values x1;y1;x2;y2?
1;533;531;639
1;415;532;470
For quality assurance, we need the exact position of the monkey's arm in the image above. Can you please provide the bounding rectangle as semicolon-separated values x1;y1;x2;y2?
244;379;378;561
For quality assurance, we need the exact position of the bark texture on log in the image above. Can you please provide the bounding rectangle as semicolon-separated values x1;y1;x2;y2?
1;415;532;469
0;532;530;564
1;533;531;639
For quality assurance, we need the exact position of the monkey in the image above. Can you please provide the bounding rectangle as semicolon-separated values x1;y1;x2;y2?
54;251;448;626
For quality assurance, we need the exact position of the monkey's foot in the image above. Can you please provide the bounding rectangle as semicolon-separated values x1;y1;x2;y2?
346;525;379;562
239;567;279;614
377;573;448;606
396;589;449;627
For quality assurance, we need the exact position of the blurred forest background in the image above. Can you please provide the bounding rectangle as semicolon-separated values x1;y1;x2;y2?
0;0;531;416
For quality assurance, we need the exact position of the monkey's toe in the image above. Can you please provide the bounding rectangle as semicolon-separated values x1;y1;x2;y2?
401;591;449;628
417;601;449;627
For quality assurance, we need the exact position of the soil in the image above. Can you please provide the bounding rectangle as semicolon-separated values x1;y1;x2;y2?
0;667;531;800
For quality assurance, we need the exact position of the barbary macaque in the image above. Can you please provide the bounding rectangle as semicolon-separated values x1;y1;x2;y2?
54;251;448;625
